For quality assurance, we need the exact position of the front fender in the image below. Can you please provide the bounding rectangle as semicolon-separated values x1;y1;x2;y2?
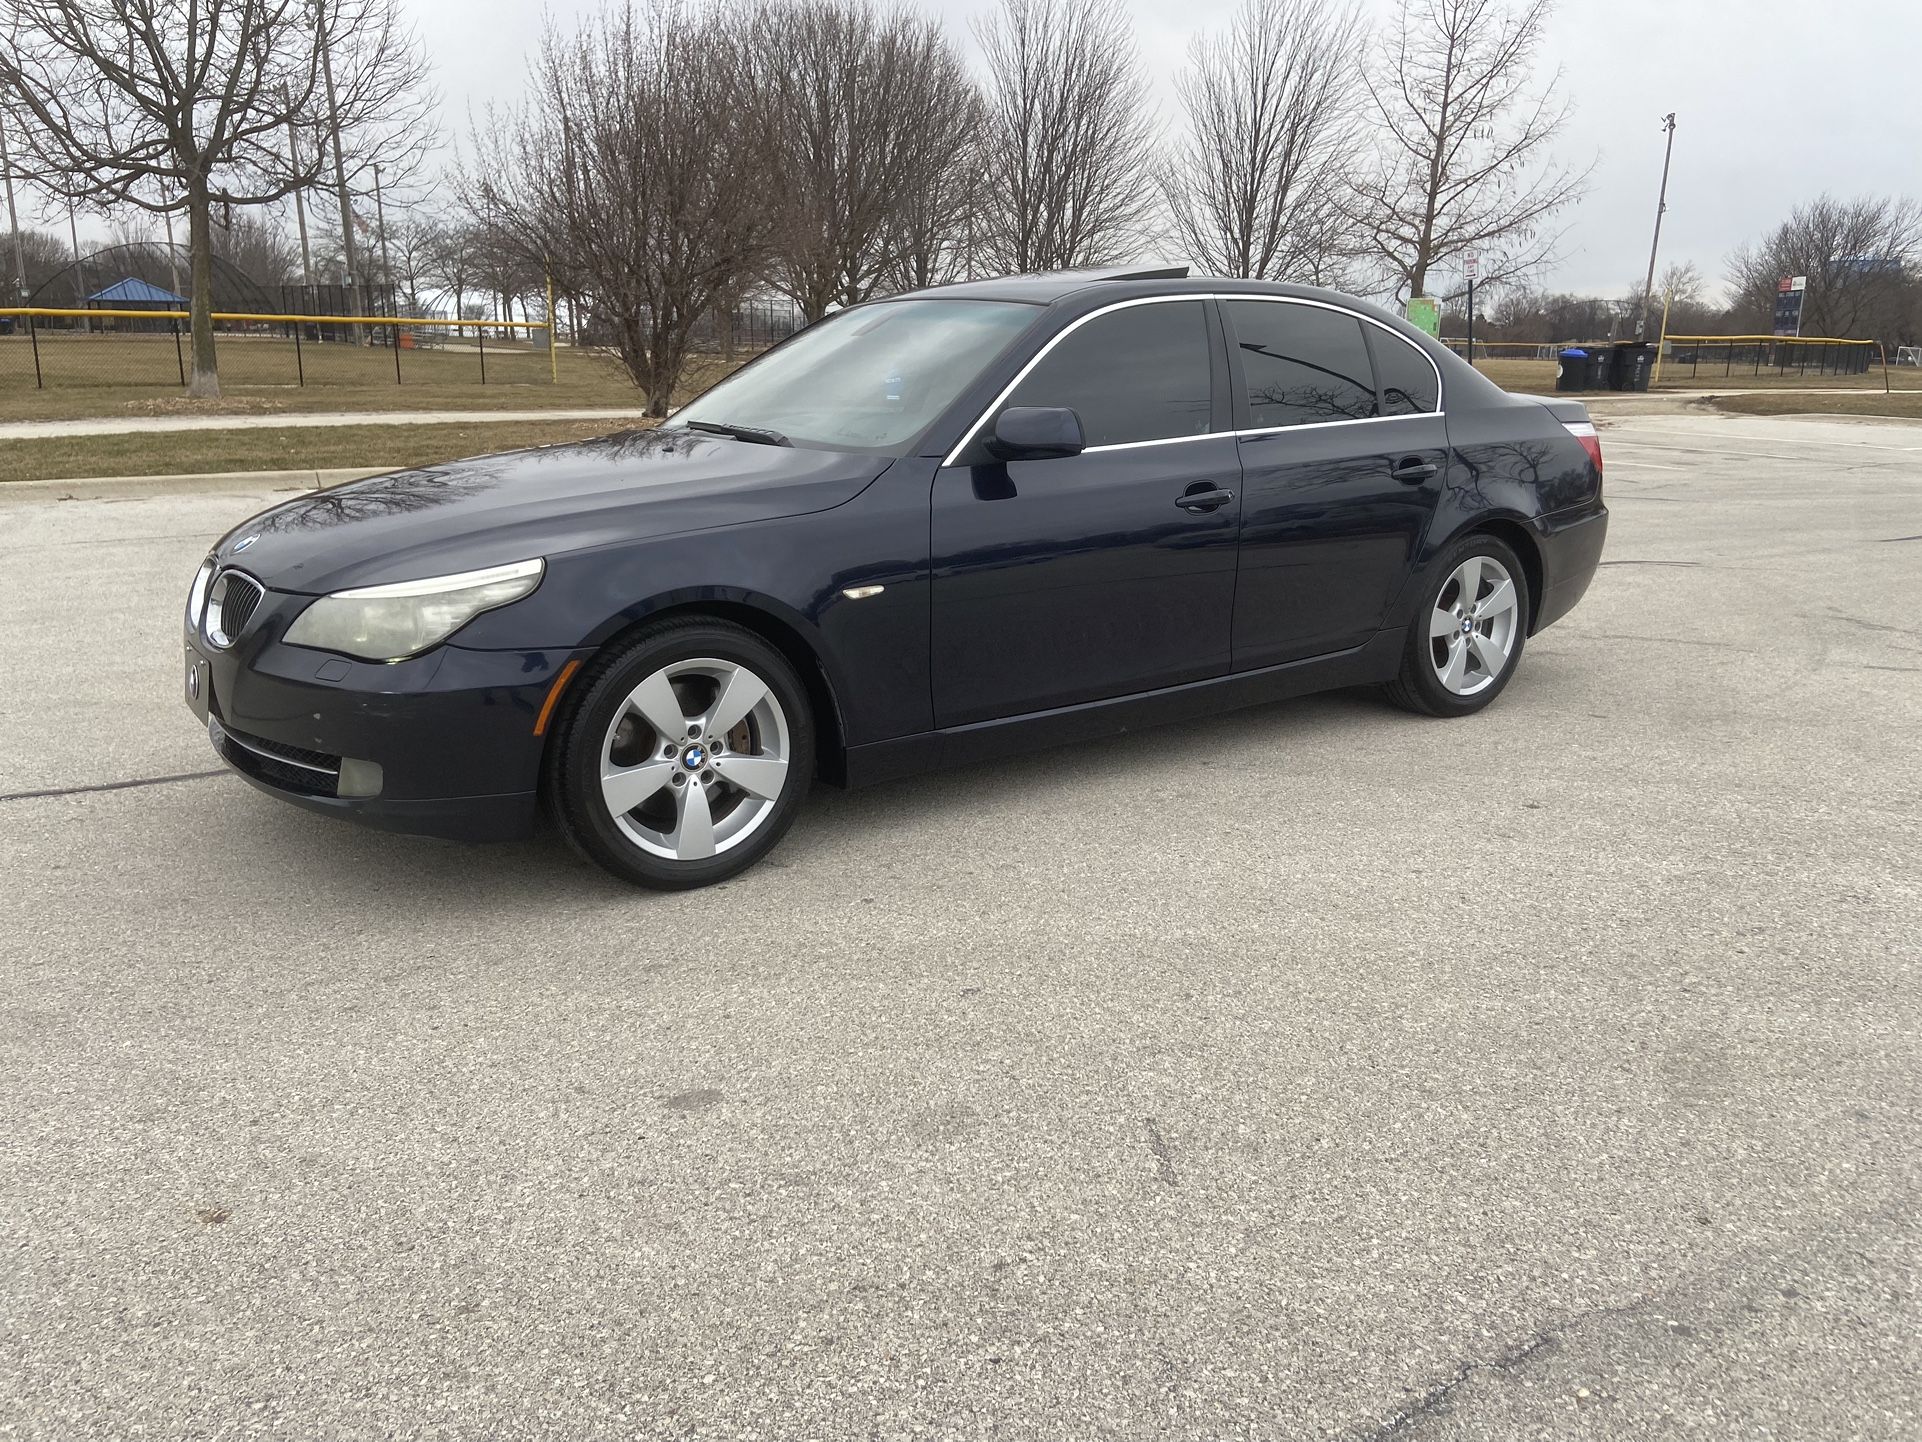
446;463;938;747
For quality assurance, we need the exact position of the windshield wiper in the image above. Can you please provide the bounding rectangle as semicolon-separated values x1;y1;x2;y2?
684;420;791;447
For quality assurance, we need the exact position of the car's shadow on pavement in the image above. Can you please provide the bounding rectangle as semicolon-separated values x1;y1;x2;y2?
201;685;1418;910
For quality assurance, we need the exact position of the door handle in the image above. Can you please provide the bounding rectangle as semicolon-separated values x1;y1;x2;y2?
1390;457;1438;484
1175;486;1235;513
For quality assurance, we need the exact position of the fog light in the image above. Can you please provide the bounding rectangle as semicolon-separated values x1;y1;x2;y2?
337;758;384;798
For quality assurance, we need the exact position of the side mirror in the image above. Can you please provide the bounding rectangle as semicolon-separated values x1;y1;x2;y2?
986;406;1085;460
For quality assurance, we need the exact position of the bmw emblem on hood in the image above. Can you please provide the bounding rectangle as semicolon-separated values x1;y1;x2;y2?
232;534;259;553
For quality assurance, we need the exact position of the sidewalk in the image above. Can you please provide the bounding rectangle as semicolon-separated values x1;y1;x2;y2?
0;407;652;441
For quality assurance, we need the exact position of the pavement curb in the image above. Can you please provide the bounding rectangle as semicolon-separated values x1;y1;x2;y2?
0;467;393;503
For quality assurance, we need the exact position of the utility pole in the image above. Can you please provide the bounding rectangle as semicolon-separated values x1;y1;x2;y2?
318;18;362;340
284;89;314;291
67;197;87;330
1;113;26;304
1636;113;1678;340
372;162;395;312
160;184;181;300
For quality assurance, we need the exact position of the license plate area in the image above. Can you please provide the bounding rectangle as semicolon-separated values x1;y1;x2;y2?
184;648;212;722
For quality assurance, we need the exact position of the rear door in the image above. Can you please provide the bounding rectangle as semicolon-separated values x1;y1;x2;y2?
1223;298;1449;669
930;298;1240;728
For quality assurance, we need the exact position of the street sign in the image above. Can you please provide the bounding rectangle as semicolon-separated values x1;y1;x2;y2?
1772;275;1805;337
1406;295;1439;337
1465;255;1480;280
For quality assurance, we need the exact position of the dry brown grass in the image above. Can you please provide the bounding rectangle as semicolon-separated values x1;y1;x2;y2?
0;418;646;484
0;336;745;423
1707;390;1922;418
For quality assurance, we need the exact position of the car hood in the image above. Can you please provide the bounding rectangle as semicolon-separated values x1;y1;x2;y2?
213;428;894;594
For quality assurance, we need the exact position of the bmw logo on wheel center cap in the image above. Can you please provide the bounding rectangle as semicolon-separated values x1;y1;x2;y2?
682;745;706;770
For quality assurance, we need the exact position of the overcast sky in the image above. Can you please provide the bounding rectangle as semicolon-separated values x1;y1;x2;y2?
31;0;1922;301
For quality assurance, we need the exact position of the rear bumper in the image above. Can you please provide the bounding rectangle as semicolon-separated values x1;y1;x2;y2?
1533;505;1608;633
185;620;585;842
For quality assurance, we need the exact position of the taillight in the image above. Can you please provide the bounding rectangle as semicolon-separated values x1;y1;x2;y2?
1564;420;1603;480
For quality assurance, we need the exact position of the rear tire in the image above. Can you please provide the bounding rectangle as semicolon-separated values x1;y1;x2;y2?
549;618;814;889
1384;534;1530;717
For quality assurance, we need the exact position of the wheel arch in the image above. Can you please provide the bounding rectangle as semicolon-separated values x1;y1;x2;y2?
1461;517;1547;634
556;595;852;787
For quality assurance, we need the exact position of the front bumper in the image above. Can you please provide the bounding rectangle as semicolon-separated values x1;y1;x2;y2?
184;606;587;843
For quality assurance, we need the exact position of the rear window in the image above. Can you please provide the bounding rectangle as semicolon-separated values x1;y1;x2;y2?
1225;301;1377;428
1374;332;1441;415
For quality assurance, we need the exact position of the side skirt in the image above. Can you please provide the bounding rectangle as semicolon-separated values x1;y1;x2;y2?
840;627;1405;790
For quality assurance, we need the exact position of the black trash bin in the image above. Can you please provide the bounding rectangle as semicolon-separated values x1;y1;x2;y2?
1611;341;1654;392
1556;347;1589;392
1586;349;1615;390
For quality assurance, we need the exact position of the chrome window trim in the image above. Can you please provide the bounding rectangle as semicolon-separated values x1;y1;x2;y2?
942;291;1445;467
1222;293;1446;419
942;295;1215;467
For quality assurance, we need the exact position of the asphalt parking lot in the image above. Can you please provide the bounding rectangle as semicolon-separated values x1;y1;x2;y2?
3;411;1919;1440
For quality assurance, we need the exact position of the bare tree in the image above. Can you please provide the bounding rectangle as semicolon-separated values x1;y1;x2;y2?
881;89;986;293
0;0;431;395
749;0;982;320
1343;0;1589;303
419;220;482;333
5;226;72;301
213;210;300;290
474;0;771;414
1727;194;1922;342
973;0;1158;275
1159;0;1362;281
386;215;447;315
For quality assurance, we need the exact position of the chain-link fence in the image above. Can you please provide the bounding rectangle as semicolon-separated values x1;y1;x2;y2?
1659;334;1879;381
0;308;556;391
1432;334;1888;391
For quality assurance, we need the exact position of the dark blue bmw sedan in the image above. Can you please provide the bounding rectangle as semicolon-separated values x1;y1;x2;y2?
182;266;1607;888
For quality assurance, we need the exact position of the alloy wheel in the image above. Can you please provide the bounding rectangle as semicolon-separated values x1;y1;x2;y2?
1428;555;1520;696
598;657;792;861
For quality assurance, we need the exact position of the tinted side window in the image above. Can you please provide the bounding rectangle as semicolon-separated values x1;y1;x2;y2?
1374;332;1440;415
1226;301;1377;428
1001;301;1212;448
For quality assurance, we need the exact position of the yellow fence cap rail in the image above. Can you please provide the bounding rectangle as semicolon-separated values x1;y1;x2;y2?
1663;333;1876;345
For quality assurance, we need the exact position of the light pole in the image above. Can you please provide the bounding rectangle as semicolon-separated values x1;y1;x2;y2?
1636;113;1677;340
1;113;26;304
284;87;314;291
372;162;395;312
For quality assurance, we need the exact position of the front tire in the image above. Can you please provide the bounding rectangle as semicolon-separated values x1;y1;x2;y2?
550;618;814;889
1384;535;1530;717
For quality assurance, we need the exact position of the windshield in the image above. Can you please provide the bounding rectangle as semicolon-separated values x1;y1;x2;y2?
672;299;1038;454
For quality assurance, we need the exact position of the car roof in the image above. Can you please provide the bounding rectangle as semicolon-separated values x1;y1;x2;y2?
899;268;1462;359
893;267;1421;331
896;265;1193;304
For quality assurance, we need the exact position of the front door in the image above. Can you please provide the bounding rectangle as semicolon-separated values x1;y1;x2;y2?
1221;298;1449;669
930;299;1240;729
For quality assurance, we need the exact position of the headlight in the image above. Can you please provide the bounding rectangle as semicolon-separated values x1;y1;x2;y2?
186;557;215;627
283;557;545;662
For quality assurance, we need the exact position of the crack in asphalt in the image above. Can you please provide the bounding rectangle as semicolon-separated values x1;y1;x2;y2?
1359;1297;1656;1440
0;769;227;803
1141;1117;1178;1188
1354;1193;1917;1442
